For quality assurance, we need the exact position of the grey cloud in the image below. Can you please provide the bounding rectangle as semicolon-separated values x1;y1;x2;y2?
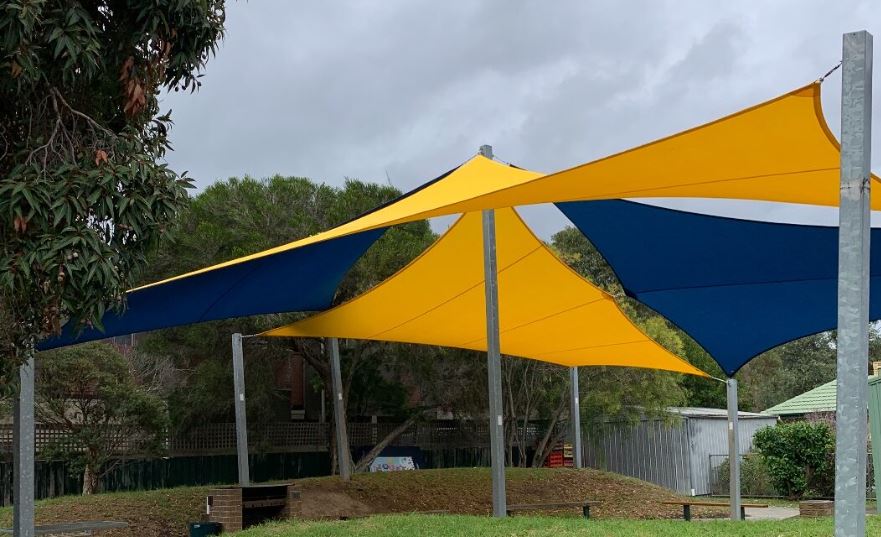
161;0;881;238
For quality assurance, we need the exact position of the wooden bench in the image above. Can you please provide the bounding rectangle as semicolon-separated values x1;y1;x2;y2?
0;521;128;535
661;500;769;521
506;501;601;519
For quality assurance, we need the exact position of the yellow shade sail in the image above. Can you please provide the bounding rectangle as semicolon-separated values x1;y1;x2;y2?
135;157;540;290
139;82;873;292
432;83;881;212
263;208;708;377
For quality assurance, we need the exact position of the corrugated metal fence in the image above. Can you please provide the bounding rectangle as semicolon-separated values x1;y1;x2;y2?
582;414;777;496
584;418;691;494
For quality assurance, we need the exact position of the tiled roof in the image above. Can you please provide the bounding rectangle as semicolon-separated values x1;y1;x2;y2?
764;376;878;416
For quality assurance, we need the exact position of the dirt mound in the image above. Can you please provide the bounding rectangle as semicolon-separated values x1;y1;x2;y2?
298;490;372;519
297;467;725;520
0;487;209;537
0;467;724;536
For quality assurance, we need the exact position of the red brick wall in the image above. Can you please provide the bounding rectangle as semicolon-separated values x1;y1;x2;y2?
208;487;243;532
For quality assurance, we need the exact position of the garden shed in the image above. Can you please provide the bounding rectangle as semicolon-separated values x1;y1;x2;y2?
582;407;777;496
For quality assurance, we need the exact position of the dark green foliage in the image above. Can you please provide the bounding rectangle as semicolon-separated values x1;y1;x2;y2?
738;333;837;412
713;453;778;497
753;421;835;499
549;226;692;413
35;342;167;493
0;1;225;376
138;175;440;438
739;327;881;412
679;336;726;408
549;227;621;293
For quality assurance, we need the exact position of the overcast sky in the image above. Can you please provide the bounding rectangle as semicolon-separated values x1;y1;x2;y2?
160;1;881;237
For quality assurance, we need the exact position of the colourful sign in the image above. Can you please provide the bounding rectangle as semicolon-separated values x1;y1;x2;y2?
369;456;416;472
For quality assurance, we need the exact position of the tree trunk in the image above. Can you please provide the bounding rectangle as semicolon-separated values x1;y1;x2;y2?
82;462;98;495
532;398;568;468
352;414;421;473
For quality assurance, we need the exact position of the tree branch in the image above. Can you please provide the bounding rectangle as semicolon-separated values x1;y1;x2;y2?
352;413;422;473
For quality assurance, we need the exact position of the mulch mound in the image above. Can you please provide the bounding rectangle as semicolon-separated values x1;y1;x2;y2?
297;467;727;520
1;467;727;536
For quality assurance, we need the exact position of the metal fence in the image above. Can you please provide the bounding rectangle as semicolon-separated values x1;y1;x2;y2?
0;448;494;506
0;420;513;457
580;414;777;496
583;418;692;495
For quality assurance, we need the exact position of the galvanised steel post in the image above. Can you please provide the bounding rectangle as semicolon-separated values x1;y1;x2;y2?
480;144;507;517
328;337;351;481
13;356;35;537
570;367;583;469
726;378;741;520
231;333;250;486
835;30;873;537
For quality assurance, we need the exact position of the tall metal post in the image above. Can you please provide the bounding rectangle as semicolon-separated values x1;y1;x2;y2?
13;356;35;537
835;30;873;537
231;333;250;486
569;367;583;469
328;337;351;481
726;378;741;520
480;144;506;517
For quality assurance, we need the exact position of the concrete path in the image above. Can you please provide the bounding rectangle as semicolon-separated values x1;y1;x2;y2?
743;506;799;520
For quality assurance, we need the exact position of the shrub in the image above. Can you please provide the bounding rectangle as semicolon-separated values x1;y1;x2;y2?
714;453;778;497
753;421;835;499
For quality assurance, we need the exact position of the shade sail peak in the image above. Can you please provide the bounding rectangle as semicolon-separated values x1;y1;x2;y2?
263;208;708;377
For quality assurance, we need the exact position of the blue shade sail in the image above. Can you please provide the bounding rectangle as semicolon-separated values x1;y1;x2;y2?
556;200;881;376
40;228;386;350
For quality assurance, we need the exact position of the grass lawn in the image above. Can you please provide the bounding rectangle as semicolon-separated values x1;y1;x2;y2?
235;514;881;537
